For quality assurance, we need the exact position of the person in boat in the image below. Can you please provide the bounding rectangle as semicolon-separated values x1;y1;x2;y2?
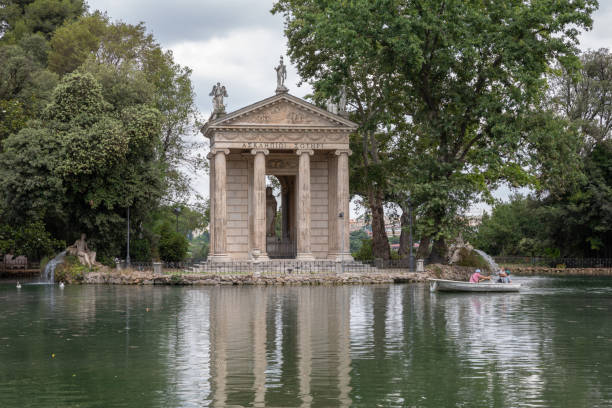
496;268;508;283
469;269;491;283
498;269;512;283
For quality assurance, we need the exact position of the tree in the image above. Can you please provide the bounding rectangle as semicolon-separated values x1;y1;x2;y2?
157;222;188;262
48;14;202;200
273;0;597;262
0;0;84;40
0;72;164;257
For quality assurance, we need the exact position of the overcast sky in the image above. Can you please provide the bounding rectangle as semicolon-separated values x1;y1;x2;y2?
87;0;612;215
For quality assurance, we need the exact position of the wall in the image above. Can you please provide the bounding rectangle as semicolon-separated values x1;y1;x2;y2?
311;156;329;258
226;157;249;259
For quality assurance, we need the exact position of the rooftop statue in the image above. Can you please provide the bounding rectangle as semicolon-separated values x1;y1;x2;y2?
209;82;228;113
275;56;288;93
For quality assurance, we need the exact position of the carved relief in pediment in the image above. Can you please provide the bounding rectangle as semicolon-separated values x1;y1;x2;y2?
226;102;340;127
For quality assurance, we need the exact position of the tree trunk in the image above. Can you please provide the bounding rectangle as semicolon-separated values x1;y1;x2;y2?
398;210;409;258
368;188;390;260
429;236;448;264
416;235;431;259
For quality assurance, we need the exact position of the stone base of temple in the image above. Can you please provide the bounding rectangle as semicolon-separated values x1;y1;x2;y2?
295;252;316;261
329;252;354;262
208;253;232;263
191;259;376;275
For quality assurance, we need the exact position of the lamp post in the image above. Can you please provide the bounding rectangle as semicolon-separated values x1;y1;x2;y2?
339;211;345;274
126;206;131;267
408;197;415;272
173;206;181;233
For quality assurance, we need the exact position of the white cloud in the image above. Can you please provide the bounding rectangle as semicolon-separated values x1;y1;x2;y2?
170;28;310;118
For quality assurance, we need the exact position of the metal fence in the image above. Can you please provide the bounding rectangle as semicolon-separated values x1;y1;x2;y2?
117;259;418;275
494;256;612;268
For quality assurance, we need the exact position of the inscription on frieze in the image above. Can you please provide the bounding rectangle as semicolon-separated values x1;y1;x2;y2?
241;142;325;150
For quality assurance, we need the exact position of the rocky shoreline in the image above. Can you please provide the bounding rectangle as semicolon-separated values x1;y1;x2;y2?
60;263;612;286
500;265;612;277
84;269;431;285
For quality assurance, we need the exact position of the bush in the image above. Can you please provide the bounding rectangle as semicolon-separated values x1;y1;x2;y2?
130;238;151;262
353;238;374;261
157;223;188;262
0;221;65;260
455;248;491;271
96;254;116;268
54;255;88;283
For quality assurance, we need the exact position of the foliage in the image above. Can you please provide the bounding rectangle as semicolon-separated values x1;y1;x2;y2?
0;41;59;119
453;248;491;272
273;0;597;262
156;222;188;262
353;237;374;261
350;229;369;253
0;221;64;260
0;0;85;40
47;13;202;200
0;72;164;258
475;50;612;258
189;232;209;262
549;48;612;146
129;238;151;262
54;254;87;283
0;99;27;147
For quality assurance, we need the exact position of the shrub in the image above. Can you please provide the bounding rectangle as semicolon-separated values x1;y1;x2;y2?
0;221;64;260
130;238;151;262
157;223;188;262
353;238;374;261
455;248;491;271
54;255;88;283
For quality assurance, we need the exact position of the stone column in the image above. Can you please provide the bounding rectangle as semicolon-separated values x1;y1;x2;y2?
296;149;315;260
210;148;231;262
208;152;215;258
251;149;269;261
335;149;353;261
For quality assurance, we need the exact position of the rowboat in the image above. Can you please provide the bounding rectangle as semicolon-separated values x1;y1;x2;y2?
429;278;521;292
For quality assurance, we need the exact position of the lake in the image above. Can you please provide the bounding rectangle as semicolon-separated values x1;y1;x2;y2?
1;277;611;407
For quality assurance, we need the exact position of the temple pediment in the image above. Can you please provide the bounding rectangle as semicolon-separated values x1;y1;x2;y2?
203;93;357;134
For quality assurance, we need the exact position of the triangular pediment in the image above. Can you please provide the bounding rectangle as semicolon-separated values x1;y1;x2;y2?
205;93;357;131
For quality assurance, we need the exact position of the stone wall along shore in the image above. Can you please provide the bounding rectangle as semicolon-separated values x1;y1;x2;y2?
500;265;612;277
84;269;431;286
70;263;612;286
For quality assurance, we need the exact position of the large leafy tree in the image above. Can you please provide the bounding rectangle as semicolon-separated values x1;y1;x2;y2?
273;0;597;261
48;13;202;200
0;0;84;40
0;72;163;257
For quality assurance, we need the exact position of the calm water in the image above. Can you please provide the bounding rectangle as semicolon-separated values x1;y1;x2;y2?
1;277;611;407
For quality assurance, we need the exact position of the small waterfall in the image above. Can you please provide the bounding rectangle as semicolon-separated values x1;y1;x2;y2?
41;251;66;283
473;249;499;272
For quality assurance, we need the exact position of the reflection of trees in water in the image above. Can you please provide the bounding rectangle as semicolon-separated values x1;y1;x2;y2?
6;283;612;407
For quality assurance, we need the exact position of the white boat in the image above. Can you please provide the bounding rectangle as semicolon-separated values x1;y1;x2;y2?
429;278;521;293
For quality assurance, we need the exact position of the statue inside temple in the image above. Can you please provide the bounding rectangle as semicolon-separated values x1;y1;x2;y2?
266;187;277;237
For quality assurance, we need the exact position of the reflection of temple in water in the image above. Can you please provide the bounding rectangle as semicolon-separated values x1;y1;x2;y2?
206;287;353;407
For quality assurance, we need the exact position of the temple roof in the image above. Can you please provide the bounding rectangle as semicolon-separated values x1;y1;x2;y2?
201;92;357;138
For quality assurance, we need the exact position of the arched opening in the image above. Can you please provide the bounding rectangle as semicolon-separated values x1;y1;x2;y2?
266;174;296;258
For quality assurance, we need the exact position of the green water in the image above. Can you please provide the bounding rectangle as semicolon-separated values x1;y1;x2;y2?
1;277;611;407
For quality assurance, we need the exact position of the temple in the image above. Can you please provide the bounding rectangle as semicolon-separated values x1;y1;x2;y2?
202;83;357;262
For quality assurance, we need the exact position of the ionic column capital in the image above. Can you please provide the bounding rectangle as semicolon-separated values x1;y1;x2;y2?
206;152;213;160
296;149;314;156
334;149;352;157
211;148;230;156
250;148;270;156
